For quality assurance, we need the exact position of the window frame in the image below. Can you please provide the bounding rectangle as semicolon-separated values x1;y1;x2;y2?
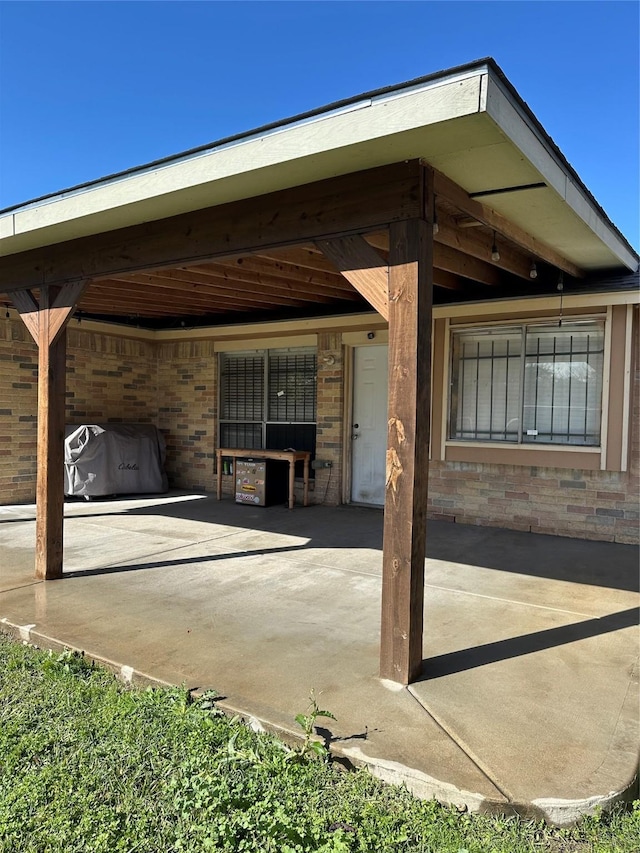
218;347;317;451
446;317;607;449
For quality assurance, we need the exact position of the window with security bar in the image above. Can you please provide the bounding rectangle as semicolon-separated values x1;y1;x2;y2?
219;349;317;456
449;322;604;446
268;352;317;422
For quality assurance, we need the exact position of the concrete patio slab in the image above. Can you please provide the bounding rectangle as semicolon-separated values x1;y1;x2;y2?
0;491;638;825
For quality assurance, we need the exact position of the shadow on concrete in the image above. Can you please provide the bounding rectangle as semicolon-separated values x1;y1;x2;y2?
420;606;640;681
6;492;637;592
64;543;311;578
61;493;639;593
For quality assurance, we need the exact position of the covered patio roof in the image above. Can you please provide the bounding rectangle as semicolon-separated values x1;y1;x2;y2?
0;59;636;327
1;59;636;271
0;58;636;685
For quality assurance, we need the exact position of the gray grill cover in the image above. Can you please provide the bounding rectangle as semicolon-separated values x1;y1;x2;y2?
64;424;168;498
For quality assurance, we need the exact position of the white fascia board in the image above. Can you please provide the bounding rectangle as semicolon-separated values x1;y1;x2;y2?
1;69;485;247
485;73;638;272
0;214;14;240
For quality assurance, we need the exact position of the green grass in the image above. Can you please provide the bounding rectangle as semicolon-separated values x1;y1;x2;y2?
0;636;637;853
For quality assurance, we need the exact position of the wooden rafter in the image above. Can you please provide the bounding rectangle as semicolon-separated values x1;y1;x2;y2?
367;231;500;287
253;246;343;275
80;287;279;315
434;243;501;286
100;272;353;307
432;167;584;278
186;262;355;299
206;254;350;291
436;214;535;280
9;289;40;342
433;269;462;290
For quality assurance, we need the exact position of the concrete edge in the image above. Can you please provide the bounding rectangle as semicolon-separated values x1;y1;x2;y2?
408;671;640;826
1;619;637;826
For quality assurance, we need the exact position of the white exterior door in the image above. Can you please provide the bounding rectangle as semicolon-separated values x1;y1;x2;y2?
351;345;388;505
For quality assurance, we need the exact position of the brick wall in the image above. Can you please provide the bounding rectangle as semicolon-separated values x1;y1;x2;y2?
66;328;157;424
0;319;158;504
0;317;38;502
0;323;218;504
2;313;637;544
314;332;344;506
157;340;216;491
426;462;638;544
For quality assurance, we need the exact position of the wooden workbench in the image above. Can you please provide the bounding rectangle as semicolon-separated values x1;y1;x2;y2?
216;448;311;509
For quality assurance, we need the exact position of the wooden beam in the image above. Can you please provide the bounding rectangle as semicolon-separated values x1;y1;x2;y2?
253;246;342;275
380;215;432;684
365;231;501;286
433;269;462;290
207;254;349;292
9;289;39;342
184;261;355;299
35;289;67;580
437;214;534;280
47;280;88;345
97;272;349;309
432;167;584;278
80;287;278;315
0;161;422;292
10;281;87;344
316;236;389;319
434;243;501;286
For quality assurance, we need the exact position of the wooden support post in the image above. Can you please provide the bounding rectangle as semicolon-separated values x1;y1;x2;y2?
35;319;67;580
11;282;87;580
380;215;433;685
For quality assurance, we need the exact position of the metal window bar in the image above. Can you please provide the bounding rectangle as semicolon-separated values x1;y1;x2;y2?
451;323;603;446
567;333;573;439
220;349;317;459
523;326;603;444
268;353;317;422
458;338;465;436
489;341;498;438
451;334;520;441
504;337;510;440
474;340;480;438
220;423;263;450
221;354;264;421
584;333;590;440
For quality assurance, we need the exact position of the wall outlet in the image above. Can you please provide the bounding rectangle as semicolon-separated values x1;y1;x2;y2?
311;459;332;469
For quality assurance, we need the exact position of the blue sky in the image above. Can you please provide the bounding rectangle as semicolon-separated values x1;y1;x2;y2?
0;1;638;249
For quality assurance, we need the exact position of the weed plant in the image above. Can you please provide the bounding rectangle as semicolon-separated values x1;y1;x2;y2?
0;637;637;852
